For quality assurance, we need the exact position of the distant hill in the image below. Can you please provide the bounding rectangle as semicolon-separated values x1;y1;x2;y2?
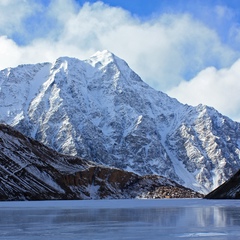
0;123;202;200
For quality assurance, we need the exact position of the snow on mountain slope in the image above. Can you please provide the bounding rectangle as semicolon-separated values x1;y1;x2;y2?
0;50;240;194
0;123;201;200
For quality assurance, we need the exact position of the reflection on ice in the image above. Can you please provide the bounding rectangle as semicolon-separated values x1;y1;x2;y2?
179;232;227;238
0;199;240;239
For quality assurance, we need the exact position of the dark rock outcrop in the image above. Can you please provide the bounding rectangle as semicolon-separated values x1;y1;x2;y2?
205;169;240;199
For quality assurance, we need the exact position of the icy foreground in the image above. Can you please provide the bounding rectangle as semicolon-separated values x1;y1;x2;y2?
0;199;240;240
0;50;240;193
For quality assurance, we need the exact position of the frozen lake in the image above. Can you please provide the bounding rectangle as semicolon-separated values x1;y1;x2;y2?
0;199;240;239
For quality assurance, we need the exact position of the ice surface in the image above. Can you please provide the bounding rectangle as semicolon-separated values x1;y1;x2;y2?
0;199;240;240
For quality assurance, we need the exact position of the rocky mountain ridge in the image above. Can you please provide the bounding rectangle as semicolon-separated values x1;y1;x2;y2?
205;169;240;199
0;123;202;200
1;50;240;193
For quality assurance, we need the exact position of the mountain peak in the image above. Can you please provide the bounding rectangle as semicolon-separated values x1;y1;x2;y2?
87;50;130;72
1;51;240;194
91;49;115;59
52;50;115;66
53;56;82;69
87;50;117;68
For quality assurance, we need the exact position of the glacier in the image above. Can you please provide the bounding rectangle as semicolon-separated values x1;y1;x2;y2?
1;50;240;194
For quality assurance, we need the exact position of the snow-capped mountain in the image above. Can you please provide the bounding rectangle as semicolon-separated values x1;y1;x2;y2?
0;123;201;200
1;50;240;194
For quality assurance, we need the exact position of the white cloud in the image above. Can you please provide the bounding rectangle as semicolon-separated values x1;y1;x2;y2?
214;5;234;20
0;36;23;68
229;23;240;44
1;0;240;120
0;0;39;36
167;59;240;121
44;2;237;90
5;2;239;86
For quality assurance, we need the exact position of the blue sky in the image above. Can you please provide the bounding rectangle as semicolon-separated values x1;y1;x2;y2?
1;0;240;121
78;0;240;49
